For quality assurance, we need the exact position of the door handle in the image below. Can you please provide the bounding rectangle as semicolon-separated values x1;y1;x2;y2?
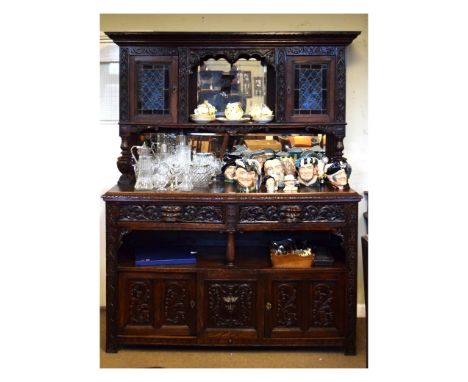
190;299;196;309
265;302;272;311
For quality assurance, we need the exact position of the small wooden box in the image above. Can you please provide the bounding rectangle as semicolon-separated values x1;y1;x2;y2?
270;250;314;268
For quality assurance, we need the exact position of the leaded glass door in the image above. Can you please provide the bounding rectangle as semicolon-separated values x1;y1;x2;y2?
129;55;178;123
285;56;335;123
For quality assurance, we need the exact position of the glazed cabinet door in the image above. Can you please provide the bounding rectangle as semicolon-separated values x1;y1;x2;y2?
264;273;345;339
117;272;196;337
128;55;178;123
285;56;336;123
199;271;263;344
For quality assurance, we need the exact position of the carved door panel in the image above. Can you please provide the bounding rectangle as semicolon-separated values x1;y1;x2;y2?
264;274;345;339
118;272;196;337
199;272;263;344
128;55;178;123
285;56;336;123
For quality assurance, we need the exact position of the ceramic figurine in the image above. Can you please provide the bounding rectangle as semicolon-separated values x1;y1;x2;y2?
280;156;296;176
191;100;217;122
250;104;274;122
249;148;275;169
234;158;262;192
224;102;244;120
264;176;278;193
324;160;352;190
263;158;285;188
295;156;320;187
221;160;237;183
283;174;299;192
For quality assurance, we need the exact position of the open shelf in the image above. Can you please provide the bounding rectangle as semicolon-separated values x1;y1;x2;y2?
117;230;345;272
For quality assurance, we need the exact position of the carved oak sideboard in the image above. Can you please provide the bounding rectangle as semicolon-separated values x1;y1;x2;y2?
102;31;362;355
103;185;361;354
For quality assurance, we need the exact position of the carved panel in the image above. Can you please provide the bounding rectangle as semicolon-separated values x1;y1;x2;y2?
189;48;275;67
178;47;189;122
286;46;338;56
275;48;287;122
275;282;299;327
129;280;152;325
163;281;189;325
335;47;346;122
105;203;129;352
119;204;223;223
311;283;335;327
239;204;344;223
128;47;178;56
119;47;129;121
207;282;255;328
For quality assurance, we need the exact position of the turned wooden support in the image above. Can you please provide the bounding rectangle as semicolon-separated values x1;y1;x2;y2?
117;127;137;186
226;231;235;267
225;204;239;267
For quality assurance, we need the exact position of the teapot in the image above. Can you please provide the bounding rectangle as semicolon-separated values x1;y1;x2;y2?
131;142;155;190
224;102;244;120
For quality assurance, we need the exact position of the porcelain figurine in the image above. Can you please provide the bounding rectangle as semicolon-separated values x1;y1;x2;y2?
295;156;320;187
249;148;275;168
264;176;278;193
192;100;217;121
224;102;244;120
234;158;261;192
263;158;285;187
280;156;296;176
250;104;274;122
221;160;237;183
324;160;352;190
283;174;299;192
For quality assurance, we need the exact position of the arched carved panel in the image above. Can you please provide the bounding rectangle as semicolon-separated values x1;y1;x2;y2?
163;280;189;325
311;283;334;327
275;282;299;327
129;280;152;325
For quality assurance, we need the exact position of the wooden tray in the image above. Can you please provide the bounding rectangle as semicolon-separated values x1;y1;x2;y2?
270;250;314;268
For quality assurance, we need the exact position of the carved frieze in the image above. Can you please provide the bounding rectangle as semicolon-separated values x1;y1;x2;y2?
311;283;334;327
286;46;338;56
189;48;275;67
128;47;178;56
207;282;255;328
276;283;299;327
119;204;223;223
239;204;344;223
164;281;188;325
129;280;152;325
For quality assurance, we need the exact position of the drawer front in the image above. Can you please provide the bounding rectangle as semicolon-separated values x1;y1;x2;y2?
118;204;224;223
238;203;345;224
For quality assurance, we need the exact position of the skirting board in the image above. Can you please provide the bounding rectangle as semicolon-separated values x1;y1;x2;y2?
99;305;368;317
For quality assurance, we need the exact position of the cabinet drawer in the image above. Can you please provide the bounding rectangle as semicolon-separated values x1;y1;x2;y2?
118;204;224;224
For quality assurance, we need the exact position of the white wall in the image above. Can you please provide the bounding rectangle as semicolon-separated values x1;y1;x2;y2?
99;14;368;310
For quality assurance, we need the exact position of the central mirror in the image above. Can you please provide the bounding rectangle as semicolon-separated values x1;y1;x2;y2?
197;58;267;115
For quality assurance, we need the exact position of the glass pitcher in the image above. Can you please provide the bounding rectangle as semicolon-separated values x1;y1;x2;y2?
131;142;155;190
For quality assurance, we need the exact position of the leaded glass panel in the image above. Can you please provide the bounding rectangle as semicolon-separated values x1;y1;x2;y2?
137;63;170;115
293;63;328;115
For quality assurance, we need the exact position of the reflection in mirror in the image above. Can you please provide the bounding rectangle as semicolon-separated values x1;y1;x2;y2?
188;132;326;158
197;58;267;115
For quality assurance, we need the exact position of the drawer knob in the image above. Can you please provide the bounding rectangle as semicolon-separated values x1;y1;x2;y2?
190;299;196;309
265;302;272;311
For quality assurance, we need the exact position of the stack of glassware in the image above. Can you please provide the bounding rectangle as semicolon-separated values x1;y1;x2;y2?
131;133;222;191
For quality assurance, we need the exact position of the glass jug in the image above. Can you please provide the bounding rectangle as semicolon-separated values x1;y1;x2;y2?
131;142;155;190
